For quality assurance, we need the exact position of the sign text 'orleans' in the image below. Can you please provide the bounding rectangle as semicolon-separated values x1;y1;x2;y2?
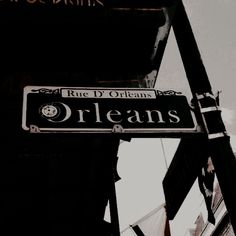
22;86;198;135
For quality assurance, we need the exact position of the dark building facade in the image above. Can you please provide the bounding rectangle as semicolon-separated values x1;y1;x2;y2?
0;1;176;235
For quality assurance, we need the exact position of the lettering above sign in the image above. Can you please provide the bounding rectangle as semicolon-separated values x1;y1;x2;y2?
22;86;200;135
0;0;171;8
0;0;105;7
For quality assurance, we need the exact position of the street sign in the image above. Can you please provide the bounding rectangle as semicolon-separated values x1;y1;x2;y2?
22;86;199;135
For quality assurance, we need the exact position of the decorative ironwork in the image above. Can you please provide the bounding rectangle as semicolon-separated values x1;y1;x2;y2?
156;90;182;96
112;124;124;133
31;88;60;95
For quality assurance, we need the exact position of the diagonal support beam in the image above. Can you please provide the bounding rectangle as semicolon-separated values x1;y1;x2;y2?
172;1;236;233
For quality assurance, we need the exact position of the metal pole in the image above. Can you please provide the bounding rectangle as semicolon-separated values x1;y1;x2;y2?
172;1;236;233
109;176;120;236
108;137;121;236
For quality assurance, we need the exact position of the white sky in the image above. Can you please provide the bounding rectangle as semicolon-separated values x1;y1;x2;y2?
112;1;236;235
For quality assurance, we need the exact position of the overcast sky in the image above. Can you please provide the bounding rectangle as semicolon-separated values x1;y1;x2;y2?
113;1;236;235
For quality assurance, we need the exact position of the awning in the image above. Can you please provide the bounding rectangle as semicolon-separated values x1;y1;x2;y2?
0;0;177;78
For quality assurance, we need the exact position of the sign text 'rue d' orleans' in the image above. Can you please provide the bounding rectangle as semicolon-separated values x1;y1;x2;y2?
22;86;199;135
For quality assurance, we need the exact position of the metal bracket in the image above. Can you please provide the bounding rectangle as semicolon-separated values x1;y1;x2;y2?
195;92;227;139
208;132;228;140
200;106;221;113
196;92;216;100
